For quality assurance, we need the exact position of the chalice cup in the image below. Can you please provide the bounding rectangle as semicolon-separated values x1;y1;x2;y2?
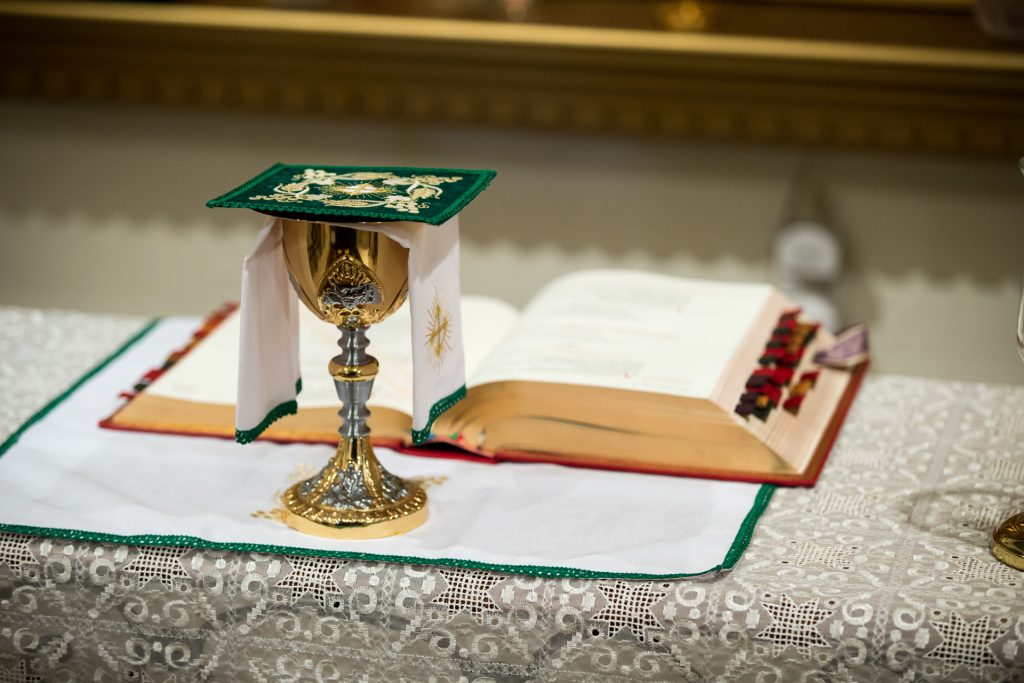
278;219;428;539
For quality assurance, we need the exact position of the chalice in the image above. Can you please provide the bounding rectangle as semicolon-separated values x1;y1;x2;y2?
278;219;428;539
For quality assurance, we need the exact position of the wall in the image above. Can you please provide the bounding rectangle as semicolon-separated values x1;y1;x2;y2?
0;100;1021;384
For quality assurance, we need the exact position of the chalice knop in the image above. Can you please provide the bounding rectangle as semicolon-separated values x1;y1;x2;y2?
279;220;427;539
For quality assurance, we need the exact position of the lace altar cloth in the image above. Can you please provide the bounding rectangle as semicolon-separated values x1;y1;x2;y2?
0;306;1021;682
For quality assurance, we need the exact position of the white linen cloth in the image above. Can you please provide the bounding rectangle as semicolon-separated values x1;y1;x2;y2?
236;217;465;444
236;218;301;440
0;318;768;578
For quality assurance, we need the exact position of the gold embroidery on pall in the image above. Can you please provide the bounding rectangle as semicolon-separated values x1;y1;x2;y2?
425;289;453;370
249;169;463;215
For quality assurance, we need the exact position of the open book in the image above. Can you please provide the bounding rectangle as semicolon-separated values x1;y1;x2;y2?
103;270;865;485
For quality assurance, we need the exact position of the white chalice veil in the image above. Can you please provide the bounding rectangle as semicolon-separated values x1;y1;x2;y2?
235;216;465;444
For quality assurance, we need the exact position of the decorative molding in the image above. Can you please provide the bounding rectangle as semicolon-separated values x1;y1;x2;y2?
0;1;1022;156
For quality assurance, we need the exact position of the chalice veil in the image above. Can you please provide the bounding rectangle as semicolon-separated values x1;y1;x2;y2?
208;164;495;539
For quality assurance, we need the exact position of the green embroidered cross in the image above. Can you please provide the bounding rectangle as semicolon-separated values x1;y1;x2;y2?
207;163;496;225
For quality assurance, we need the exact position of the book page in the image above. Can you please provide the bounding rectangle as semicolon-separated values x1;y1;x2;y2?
468;270;772;399
146;296;519;415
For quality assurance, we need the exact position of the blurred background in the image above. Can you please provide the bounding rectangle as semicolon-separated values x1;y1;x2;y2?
0;0;1022;383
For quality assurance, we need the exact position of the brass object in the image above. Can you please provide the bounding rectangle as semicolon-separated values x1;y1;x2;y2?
991;280;1024;570
992;513;1024;571
656;1;712;32
278;219;427;539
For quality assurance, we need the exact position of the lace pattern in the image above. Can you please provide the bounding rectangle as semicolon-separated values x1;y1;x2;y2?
0;307;1022;681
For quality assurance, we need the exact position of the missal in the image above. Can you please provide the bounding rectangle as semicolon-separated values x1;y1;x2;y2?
102;270;866;485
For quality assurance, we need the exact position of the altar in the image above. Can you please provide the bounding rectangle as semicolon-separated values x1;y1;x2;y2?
2;306;1021;682
1;2;1023;678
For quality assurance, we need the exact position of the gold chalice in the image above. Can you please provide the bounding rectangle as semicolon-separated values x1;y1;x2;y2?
278;219;428;539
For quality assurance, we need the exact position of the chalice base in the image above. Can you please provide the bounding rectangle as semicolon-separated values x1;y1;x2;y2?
281;503;428;540
280;437;428;540
991;512;1024;571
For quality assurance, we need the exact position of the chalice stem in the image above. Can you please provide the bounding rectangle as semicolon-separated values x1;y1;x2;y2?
332;325;385;504
280;323;427;537
335;326;374;440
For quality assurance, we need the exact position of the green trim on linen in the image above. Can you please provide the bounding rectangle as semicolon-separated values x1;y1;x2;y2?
721;483;774;569
0;484;773;579
410;384;466;445
0;319;161;460
0;319;777;579
234;377;303;444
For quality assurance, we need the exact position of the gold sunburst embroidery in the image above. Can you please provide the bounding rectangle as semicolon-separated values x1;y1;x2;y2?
425;290;453;369
329;182;383;196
